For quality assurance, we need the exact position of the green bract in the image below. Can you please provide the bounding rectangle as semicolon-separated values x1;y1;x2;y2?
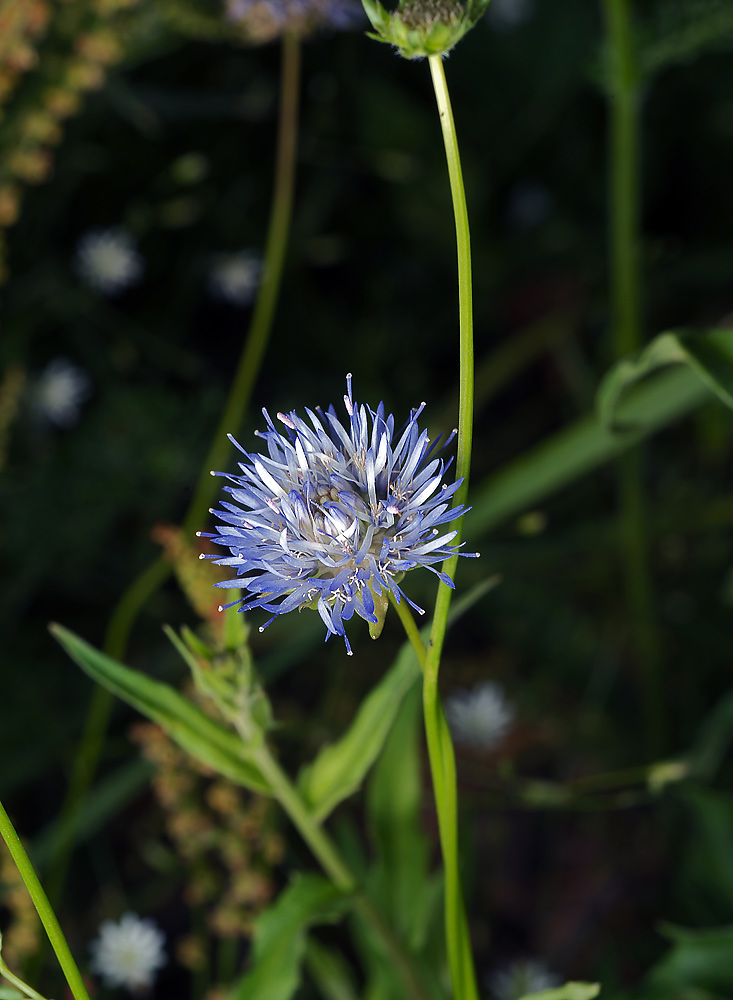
361;0;491;58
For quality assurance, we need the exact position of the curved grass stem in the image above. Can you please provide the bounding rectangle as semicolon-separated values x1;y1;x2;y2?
423;54;478;1000
0;801;90;1000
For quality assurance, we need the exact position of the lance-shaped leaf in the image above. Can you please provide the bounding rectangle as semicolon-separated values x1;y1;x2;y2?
50;624;271;795
231;874;352;1000
298;642;421;821
597;330;733;432
297;579;498;823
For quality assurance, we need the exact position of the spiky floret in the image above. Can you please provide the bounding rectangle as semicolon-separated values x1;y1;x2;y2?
200;375;477;655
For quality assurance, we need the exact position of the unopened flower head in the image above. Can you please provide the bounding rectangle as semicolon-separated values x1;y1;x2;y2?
89;913;166;992
361;0;491;58
201;375;477;655
488;958;560;1000
208;250;261;306
445;681;514;750
31;357;91;428
74;227;143;296
226;0;365;43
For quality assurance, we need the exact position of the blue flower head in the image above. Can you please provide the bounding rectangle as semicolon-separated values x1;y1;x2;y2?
200;376;477;655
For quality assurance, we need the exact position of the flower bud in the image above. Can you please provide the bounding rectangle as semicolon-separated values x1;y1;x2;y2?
361;0;491;58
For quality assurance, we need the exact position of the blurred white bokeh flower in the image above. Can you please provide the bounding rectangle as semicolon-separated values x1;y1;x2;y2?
31;357;91;428
486;0;534;32
488;958;560;1000
208;250;261;306
445;681;514;750
75;227;143;295
89;913;166;992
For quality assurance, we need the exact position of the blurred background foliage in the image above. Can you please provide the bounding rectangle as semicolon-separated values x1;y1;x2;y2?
2;0;733;997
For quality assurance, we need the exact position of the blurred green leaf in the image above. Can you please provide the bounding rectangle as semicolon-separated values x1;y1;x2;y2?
304;938;360;1000
467;365;706;539
518;984;601;1000
231;874;352;1000
366;682;441;955
638;0;733;78
646;924;733;996
297;642;421;822
49;624;271;795
677;787;733;915
690;689;733;782
597;331;733;432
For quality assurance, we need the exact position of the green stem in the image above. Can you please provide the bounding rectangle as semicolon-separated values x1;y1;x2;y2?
0;801;90;1000
44;31;303;917
421;55;478;1000
601;0;665;755
250;746;431;1000
0;957;49;1000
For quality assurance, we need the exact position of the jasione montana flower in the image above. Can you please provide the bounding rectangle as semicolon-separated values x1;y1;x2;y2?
200;376;477;655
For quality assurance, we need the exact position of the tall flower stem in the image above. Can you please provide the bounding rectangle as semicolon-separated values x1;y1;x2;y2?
601;0;665;755
250;745;431;1000
0;800;91;1000
422;54;478;1000
44;32;303;911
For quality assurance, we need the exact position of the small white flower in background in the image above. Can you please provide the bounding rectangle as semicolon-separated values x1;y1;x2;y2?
488;958;560;1000
445;681;515;751
505;181;552;232
208;250;261;306
31;357;91;428
89;913;166;992
485;0;535;32
74;227;143;296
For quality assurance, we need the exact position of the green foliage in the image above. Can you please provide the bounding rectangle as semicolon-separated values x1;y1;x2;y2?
230;874;352;1000
645;925;733;998
297;641;422;821
466;365;707;540
49;624;272;794
597;332;733;433
638;0;733;79
518;985;600;1000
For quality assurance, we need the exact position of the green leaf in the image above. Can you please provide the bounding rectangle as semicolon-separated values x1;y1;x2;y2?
0;990;27;1000
297;641;422;821
597;331;733;432
518;984;601;1000
231;874;352;1000
646;925;733;996
690;690;733;782
49;624;271;795
366;682;440;954
467;365;707;540
304;938;359;1000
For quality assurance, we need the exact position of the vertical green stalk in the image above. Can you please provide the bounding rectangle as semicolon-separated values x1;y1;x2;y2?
0;801;91;1000
45;31;303;913
601;0;665;755
422;55;478;1000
